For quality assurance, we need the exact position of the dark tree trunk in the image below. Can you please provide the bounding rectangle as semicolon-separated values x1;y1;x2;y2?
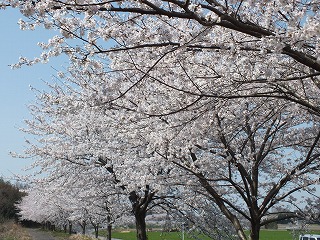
68;221;72;235
129;186;156;240
104;165;153;240
46;221;51;231
106;216;112;240
94;224;99;238
135;211;147;240
250;222;260;240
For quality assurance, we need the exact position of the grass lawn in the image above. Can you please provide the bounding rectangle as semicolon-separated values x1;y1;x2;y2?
100;230;211;240
259;230;296;240
50;230;71;239
259;230;320;240
100;229;320;240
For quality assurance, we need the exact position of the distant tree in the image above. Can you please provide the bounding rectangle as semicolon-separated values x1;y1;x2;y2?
0;178;25;221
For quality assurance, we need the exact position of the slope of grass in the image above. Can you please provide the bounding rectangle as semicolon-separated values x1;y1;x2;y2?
0;221;32;240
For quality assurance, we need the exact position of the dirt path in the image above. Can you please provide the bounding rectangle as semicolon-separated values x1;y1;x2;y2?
26;228;58;240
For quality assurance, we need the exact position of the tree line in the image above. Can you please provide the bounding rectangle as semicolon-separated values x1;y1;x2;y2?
0;178;25;222
0;1;320;240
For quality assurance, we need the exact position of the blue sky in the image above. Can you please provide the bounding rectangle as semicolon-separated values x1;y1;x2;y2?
0;8;63;181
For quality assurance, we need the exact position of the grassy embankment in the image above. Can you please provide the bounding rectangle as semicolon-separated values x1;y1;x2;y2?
0;221;96;240
0;221;32;240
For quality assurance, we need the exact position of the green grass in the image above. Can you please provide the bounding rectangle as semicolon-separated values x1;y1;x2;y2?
259;230;320;240
100;230;211;240
99;229;320;240
259;230;295;240
50;230;70;239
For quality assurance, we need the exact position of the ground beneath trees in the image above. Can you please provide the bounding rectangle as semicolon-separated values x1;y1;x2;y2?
26;228;58;240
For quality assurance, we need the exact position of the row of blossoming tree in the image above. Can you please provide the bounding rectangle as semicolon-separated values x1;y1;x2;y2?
1;0;320;240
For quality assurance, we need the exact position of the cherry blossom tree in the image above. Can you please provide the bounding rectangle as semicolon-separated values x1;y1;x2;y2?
98;79;318;239
169;186;237;239
17;61;320;240
17;165;130;235
16;77;184;240
304;195;320;224
159;97;320;240
17;184;71;230
0;0;318;113
98;159;178;240
54;43;320;240
1;1;318;69
2;1;320;240
16;142;134;235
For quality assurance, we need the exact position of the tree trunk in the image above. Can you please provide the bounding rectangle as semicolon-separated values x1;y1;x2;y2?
94;224;99;239
135;211;147;240
106;216;112;240
80;220;86;234
129;187;155;240
68;221;72;235
107;224;112;240
250;222;260;240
